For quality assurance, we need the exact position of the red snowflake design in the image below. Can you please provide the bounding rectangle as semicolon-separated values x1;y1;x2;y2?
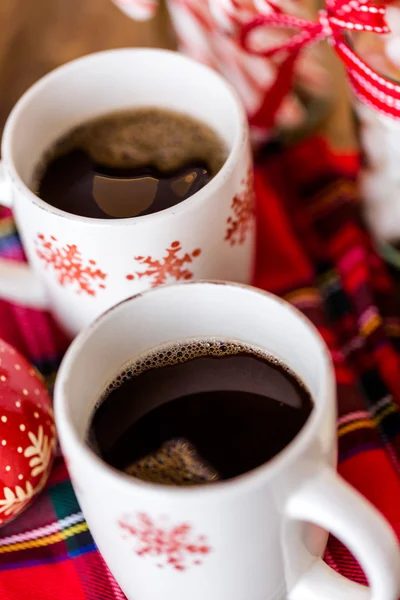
125;241;201;287
35;234;107;296
225;168;255;246
118;513;211;571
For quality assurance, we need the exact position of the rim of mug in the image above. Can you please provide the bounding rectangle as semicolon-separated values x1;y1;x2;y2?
1;48;248;227
54;280;336;500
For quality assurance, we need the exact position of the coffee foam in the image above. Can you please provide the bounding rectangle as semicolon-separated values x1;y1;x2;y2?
35;107;227;180
88;339;313;486
96;338;309;409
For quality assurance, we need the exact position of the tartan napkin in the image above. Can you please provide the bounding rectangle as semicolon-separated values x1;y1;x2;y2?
0;135;399;599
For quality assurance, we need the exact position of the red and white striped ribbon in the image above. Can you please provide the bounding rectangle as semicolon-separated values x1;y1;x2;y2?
240;0;400;125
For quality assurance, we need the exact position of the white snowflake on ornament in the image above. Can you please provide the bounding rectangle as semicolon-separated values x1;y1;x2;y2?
0;339;56;525
0;482;34;517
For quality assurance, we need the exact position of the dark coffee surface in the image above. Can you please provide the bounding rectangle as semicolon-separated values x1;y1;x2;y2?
34;108;226;219
88;340;313;485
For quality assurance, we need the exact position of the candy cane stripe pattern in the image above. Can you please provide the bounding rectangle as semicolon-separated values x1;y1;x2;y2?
111;0;332;138
240;0;400;121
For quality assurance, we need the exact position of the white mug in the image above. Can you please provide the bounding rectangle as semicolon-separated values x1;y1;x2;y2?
54;281;400;600
0;49;254;337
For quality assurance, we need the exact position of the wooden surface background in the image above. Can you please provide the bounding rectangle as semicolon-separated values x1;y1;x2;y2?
0;0;172;137
0;0;356;148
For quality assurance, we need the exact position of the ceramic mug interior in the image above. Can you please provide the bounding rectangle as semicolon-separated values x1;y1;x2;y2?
56;280;334;491
2;48;245;213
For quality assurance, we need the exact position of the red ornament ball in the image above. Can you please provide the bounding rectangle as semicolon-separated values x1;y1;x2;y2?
0;339;56;525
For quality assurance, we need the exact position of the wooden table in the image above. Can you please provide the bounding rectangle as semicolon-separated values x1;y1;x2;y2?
0;0;356;149
0;0;172;136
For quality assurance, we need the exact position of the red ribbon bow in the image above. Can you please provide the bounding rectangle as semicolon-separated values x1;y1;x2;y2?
240;0;400;129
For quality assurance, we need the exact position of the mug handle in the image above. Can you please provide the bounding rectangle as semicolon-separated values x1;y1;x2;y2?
0;161;48;309
287;465;400;600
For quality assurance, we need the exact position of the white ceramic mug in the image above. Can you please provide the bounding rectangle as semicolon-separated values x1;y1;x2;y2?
54;281;400;600
0;49;254;337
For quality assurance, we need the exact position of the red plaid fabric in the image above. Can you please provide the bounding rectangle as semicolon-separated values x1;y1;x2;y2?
0;135;399;598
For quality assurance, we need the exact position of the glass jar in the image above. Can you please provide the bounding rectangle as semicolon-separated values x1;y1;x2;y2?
351;7;400;266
